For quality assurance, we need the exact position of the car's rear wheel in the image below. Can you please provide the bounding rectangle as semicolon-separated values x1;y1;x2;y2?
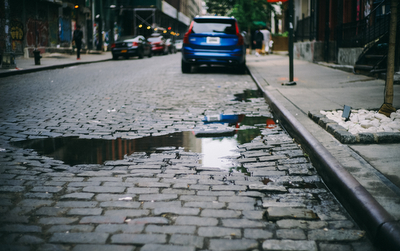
181;60;191;73
112;54;118;60
148;51;152;58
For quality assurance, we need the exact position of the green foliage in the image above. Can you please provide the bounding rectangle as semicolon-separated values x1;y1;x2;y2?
228;0;275;31
205;0;276;32
205;0;237;16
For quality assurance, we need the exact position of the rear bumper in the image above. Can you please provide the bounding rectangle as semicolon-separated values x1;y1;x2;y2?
182;47;245;65
112;47;139;57
152;46;166;52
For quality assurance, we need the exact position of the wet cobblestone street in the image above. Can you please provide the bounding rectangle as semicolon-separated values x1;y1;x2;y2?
0;54;375;250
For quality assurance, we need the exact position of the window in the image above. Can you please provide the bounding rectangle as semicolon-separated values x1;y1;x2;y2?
192;19;236;35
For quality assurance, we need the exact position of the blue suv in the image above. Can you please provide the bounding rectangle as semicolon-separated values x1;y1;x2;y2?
181;16;246;73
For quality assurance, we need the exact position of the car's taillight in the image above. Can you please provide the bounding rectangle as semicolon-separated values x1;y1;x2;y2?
183;21;194;44
235;22;244;46
132;42;139;46
111;43;116;48
183;33;189;44
237;33;244;46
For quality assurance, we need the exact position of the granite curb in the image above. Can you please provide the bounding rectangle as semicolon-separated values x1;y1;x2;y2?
247;65;400;250
308;111;400;144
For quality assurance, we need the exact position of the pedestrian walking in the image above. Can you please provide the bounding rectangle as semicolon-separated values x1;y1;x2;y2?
260;27;272;55
253;27;264;57
73;25;83;60
242;31;252;55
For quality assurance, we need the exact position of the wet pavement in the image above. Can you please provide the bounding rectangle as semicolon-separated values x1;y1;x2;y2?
0;53;376;250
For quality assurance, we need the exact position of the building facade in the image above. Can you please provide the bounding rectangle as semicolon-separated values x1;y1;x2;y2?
292;0;399;74
0;0;89;58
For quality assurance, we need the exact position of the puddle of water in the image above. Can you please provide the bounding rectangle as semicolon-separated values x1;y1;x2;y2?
11;115;274;170
233;89;264;102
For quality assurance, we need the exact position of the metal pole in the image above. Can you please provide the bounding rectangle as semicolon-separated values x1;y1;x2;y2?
310;0;314;41
4;0;11;52
2;0;16;69
99;0;104;50
288;0;295;84
324;0;330;62
153;9;155;26
92;0;95;49
134;9;136;36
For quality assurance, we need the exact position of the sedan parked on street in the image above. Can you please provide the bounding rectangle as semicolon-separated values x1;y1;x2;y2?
111;35;152;60
148;34;168;55
175;39;183;51
181;16;246;73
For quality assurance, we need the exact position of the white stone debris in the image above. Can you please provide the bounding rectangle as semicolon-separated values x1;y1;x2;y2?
320;109;400;135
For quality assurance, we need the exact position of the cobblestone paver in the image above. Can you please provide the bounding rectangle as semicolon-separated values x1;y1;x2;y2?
0;55;375;250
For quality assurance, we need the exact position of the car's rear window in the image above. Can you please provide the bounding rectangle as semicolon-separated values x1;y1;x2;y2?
148;37;162;42
192;19;236;35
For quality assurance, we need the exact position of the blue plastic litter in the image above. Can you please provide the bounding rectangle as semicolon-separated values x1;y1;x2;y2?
202;114;240;124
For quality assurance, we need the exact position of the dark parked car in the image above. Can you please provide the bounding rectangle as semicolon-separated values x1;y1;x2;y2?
111;35;152;60
148;34;168;55
181;16;246;73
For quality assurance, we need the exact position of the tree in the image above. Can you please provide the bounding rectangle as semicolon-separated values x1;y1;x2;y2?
205;0;275;30
229;0;275;32
205;0;236;16
379;0;397;116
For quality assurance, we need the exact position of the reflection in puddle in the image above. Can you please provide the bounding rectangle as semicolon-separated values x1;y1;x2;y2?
11;116;274;169
233;89;264;102
201;137;239;168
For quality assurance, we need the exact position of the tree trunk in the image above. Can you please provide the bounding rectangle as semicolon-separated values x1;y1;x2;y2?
385;0;398;105
379;0;398;116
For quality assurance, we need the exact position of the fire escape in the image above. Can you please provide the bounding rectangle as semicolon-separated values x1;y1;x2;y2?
339;0;399;76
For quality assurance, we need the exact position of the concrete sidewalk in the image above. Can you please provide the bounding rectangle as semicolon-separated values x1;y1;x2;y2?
0;51;112;78
246;54;400;248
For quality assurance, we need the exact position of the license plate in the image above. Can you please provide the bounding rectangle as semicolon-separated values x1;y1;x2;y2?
206;37;220;44
121;50;127;53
